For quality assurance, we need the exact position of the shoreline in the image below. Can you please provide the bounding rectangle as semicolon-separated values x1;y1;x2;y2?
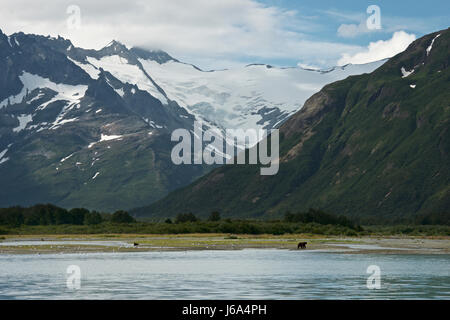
0;234;449;255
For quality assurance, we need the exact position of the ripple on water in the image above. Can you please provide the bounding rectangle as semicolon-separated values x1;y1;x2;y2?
0;250;449;299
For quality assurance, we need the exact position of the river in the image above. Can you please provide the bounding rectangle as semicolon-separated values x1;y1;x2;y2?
0;249;449;299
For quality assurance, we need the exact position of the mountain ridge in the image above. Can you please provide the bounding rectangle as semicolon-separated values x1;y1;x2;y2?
132;28;450;221
0;30;207;211
0;28;395;211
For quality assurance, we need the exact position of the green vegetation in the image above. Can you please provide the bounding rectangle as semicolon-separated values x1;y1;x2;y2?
0;204;135;228
111;210;136;223
0;204;449;236
362;224;450;236
1;220;448;237
175;213;198;223
0;221;361;236
284;208;361;230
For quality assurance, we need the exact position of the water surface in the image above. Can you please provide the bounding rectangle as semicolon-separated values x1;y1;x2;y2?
0;249;449;299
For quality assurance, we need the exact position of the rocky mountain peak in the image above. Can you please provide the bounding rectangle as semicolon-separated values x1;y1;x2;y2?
130;47;178;64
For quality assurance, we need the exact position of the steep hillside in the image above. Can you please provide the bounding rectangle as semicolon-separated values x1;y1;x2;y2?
133;28;450;221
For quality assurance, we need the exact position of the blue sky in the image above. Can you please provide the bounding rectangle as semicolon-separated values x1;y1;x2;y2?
262;0;449;39
256;0;449;66
1;0;448;69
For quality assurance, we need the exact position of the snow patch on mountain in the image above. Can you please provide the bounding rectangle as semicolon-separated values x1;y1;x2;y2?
86;55;167;104
60;153;75;162
88;134;123;149
0;72;88;110
100;134;123;142
426;34;441;56
67;57;100;79
0;148;8;159
0;148;9;165
401;67;414;78
13;114;33;132
27;92;45;104
114;88;125;97
51;117;79;129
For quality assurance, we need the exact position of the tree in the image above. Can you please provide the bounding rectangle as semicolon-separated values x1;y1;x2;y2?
69;208;90;225
165;218;173;224
0;207;24;227
84;211;103;225
208;211;221;222
283;208;357;229
111;210;135;223
175;213;198;223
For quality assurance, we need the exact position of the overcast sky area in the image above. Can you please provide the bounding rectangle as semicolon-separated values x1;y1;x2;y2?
0;0;448;70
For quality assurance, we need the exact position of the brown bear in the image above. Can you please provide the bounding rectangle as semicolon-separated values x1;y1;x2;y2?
297;242;307;249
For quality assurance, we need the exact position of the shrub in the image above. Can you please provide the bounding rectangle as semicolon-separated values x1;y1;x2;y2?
111;211;135;223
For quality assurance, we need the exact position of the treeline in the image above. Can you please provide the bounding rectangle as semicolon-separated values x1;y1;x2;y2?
0;204;448;237
0;204;135;227
0;205;365;236
169;209;361;230
354;211;450;226
412;211;450;226
284;208;361;230
167;211;221;224
155;209;362;234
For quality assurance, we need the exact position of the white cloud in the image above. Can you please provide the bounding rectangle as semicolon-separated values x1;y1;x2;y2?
338;31;416;65
337;23;371;38
0;0;361;69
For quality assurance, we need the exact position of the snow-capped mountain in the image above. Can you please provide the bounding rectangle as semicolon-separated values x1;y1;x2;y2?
0;31;201;211
0;29;385;211
137;59;385;133
80;41;384;143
